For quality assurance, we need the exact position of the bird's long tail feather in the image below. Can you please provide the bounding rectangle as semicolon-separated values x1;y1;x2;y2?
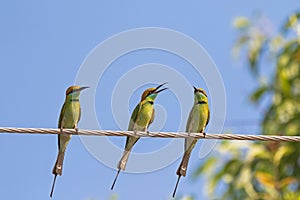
52;151;65;175
172;150;192;197
111;136;139;189
111;169;120;190
50;151;65;197
110;149;131;190
176;150;192;177
172;175;181;198
118;149;131;171
50;174;57;198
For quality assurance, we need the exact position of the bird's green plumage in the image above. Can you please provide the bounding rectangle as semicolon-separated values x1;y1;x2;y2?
185;91;209;153
127;102;140;131
120;93;157;169
111;84;167;190
132;95;156;131
57;93;81;149
173;87;210;197
50;86;88;198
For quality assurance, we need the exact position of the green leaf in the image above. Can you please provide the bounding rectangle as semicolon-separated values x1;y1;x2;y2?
233;16;250;29
250;85;269;103
274;146;293;166
282;13;300;32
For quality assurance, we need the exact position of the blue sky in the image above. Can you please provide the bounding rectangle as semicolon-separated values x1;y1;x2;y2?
0;1;299;200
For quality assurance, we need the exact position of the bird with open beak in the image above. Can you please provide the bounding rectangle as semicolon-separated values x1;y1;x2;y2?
111;82;168;190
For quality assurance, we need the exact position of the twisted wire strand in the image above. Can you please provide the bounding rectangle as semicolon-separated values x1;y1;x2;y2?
0;127;300;142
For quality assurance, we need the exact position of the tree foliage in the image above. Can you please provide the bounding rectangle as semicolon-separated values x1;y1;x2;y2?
195;12;300;200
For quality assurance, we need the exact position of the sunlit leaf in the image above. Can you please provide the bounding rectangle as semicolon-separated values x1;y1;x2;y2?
250;85;269;103
279;177;297;188
269;35;284;53
283;192;300;200
247;35;266;75
233;16;250;29
278;68;291;94
180;195;195;200
255;172;275;188
283;14;300;31
109;194;118;200
274;146;293;166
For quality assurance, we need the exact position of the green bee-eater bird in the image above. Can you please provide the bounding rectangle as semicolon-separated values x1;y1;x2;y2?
172;86;210;197
50;85;89;198
111;82;168;190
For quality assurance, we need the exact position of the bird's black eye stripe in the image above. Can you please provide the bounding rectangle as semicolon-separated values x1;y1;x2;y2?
199;90;207;97
66;90;74;95
67;88;82;95
147;90;155;96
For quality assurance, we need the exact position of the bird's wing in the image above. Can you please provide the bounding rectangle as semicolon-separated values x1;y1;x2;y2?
78;105;81;123
184;107;195;151
58;103;66;129
57;102;66;150
125;103;141;151
72;105;81;130
148;108;155;128
185;107;194;132
205;108;210;128
128;103;141;131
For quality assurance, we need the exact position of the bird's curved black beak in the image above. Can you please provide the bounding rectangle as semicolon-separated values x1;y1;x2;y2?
193;85;198;93
155;82;168;93
79;86;90;91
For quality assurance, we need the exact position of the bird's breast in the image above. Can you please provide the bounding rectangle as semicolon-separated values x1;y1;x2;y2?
134;104;153;131
62;103;81;128
186;104;208;133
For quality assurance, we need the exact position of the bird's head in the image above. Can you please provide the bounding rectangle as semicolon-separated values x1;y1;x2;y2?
66;85;89;99
141;82;168;102
193;86;208;103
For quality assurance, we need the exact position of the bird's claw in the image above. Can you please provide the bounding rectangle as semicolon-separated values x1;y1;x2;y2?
202;132;206;138
75;128;79;135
